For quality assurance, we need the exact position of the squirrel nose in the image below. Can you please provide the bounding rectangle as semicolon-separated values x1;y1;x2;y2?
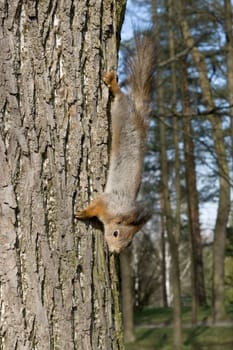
108;246;121;254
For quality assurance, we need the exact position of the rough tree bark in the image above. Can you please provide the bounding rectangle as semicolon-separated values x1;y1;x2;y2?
0;0;126;349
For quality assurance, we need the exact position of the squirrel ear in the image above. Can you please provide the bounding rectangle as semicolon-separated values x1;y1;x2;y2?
121;206;152;227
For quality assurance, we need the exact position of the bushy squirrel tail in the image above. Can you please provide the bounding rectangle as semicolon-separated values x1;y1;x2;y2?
127;33;157;119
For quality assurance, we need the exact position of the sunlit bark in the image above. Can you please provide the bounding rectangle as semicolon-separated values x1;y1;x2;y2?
0;0;126;348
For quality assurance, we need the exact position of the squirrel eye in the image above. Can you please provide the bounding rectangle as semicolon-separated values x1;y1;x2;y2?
112;230;119;238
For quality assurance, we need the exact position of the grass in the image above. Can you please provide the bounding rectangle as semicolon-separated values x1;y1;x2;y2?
134;305;233;325
125;307;233;350
126;327;233;350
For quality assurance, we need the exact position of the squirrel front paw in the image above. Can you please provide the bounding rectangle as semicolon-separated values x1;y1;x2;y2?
103;71;116;86
103;72;121;96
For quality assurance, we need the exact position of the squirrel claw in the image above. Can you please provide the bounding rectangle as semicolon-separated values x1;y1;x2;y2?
75;210;86;219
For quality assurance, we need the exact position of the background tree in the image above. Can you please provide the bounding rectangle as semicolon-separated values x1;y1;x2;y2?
181;58;207;322
121;0;233;328
177;0;231;321
133;232;161;309
224;0;233;159
0;0;126;349
158;94;183;348
120;249;135;343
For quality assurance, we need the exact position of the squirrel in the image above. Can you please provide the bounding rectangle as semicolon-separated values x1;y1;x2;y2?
76;35;156;253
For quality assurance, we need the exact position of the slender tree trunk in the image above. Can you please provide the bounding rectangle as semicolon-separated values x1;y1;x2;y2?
120;249;135;343
167;0;181;244
153;2;182;346
0;1;126;349
180;60;206;323
160;190;168;307
178;0;230;322
158;87;183;349
224;0;233;163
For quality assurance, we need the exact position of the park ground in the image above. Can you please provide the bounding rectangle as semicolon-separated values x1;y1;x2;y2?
126;306;233;350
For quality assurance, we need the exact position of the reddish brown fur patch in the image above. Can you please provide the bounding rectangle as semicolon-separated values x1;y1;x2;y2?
76;197;111;222
103;72;122;96
92;200;108;219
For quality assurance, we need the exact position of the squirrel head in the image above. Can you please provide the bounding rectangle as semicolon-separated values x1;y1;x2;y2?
104;206;152;254
104;224;137;254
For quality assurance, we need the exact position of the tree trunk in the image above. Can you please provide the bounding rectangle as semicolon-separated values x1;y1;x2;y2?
158;87;183;349
160;191;168;307
0;1;126;349
224;0;233;163
178;0;231;322
154;2;182;346
167;0;181;244
180;60;206;322
120;249;135;343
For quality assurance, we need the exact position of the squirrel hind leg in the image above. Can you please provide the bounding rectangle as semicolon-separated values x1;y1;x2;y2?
103;72;122;96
